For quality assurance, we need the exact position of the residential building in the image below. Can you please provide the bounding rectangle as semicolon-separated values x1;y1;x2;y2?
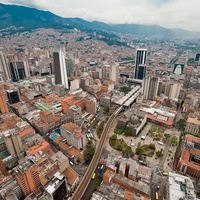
86;96;97;114
99;95;111;108
2;130;24;159
66;105;82;126
60;122;87;150
142;75;159;100
70;79;80;91
55;84;66;96
14;157;41;197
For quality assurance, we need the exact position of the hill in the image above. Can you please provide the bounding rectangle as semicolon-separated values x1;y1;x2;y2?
0;3;199;38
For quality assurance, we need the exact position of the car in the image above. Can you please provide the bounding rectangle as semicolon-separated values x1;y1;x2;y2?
70;161;74;165
141;136;146;140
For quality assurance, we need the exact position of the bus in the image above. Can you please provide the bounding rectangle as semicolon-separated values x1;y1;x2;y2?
92;173;96;179
163;172;168;176
158;141;163;146
155;192;159;200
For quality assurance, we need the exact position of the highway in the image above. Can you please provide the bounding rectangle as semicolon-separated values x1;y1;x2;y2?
71;112;116;200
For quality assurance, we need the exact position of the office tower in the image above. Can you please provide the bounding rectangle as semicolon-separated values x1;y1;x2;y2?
0;87;9;113
7;89;20;104
9;60;30;82
110;63;119;84
66;58;73;77
134;49;147;79
53;48;69;89
137;64;146;80
14;158;41;197
0;51;11;81
142;75;159;100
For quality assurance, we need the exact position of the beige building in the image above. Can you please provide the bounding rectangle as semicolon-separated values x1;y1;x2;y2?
142;75;159;100
67;105;82;126
168;82;182;99
185;115;200;135
110;63;119;84
2;130;24;159
86;96;97;114
60;122;87;150
70;79;80;91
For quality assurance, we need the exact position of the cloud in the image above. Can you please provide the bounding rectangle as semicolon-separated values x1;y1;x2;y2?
1;0;200;31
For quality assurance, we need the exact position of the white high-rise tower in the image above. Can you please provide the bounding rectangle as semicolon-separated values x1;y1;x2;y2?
53;48;69;89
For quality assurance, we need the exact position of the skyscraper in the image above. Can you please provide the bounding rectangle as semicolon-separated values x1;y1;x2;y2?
9;60;30;82
53;48;69;89
134;49;147;79
0;51;11;81
110;63;119;84
142;75;159;100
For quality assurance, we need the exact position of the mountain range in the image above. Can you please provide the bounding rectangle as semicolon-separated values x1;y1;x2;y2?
0;3;199;38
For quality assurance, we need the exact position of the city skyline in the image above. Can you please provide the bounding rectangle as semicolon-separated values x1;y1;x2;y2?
1;0;200;32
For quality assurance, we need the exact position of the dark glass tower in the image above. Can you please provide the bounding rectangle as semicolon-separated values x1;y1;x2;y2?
134;49;147;80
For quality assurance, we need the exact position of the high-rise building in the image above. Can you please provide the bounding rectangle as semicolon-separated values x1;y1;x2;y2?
14;157;41;197
0;87;9;114
137;64;146;80
66;58;73;77
2;130;24;159
0;51;11;81
53;48;69;89
142;75;159;100
9;60;30;82
134;49;147;79
67;105;82;126
7;89;20;104
110;63;119;84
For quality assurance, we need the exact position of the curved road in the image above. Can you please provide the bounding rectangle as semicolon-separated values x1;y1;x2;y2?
72;112;116;200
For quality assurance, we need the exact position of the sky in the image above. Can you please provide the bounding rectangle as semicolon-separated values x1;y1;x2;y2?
1;0;200;32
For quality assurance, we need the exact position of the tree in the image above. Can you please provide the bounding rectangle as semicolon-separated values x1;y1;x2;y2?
124;127;132;136
84;144;95;162
176;118;186;131
156;151;163;157
149;144;155;150
171;136;178;145
136;147;143;155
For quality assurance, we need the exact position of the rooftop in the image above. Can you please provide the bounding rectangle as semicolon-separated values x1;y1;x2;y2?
168;172;195;200
63;167;78;186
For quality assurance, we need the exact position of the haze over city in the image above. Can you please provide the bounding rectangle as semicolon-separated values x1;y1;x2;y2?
1;0;200;32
